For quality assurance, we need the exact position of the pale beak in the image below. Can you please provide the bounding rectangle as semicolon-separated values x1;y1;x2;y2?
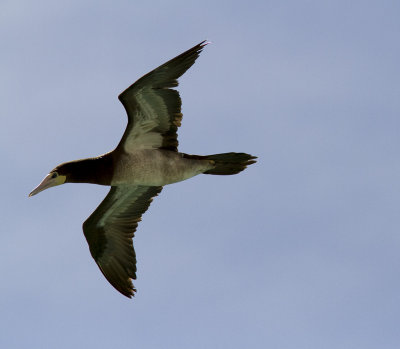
29;173;65;197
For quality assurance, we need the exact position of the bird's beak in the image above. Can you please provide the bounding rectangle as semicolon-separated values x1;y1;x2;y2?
29;174;66;197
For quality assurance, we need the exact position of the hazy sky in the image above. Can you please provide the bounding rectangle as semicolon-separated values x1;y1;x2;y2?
2;1;400;348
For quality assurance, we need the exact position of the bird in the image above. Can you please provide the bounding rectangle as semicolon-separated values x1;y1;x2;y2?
29;41;257;298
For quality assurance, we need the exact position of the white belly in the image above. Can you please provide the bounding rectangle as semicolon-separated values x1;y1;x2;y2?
111;150;212;186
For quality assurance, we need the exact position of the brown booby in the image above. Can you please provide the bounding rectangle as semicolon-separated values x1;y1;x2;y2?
29;41;256;298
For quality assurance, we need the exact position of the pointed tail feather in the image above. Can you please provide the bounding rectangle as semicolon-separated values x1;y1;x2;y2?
204;152;257;175
183;152;257;175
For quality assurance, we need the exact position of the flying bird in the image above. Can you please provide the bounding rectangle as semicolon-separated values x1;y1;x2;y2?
29;41;256;298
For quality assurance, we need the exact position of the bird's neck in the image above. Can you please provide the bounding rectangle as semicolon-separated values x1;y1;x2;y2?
65;153;114;185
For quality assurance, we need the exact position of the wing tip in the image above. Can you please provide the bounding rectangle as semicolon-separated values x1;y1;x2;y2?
122;286;137;299
196;40;210;53
200;40;211;47
112;278;137;299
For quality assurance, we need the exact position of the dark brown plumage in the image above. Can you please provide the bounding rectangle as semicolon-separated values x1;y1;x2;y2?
29;41;256;298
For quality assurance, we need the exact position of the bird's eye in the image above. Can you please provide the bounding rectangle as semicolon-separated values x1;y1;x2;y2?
51;172;58;179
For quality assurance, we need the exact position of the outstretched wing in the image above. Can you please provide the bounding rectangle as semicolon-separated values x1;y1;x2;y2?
117;41;208;153
82;185;163;298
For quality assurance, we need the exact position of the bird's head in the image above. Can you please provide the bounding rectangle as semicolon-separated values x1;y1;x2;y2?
28;163;70;197
29;157;109;197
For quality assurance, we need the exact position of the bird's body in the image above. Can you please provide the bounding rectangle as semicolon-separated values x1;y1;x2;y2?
30;41;256;298
111;150;213;186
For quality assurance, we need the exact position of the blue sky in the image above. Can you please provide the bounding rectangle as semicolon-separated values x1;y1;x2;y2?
1;0;400;348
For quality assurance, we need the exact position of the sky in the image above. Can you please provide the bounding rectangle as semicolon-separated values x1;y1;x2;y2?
1;0;400;348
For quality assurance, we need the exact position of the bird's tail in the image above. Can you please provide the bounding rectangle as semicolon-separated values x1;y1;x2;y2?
184;152;257;175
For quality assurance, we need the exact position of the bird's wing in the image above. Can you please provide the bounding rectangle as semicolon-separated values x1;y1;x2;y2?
82;185;162;298
116;41;207;153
